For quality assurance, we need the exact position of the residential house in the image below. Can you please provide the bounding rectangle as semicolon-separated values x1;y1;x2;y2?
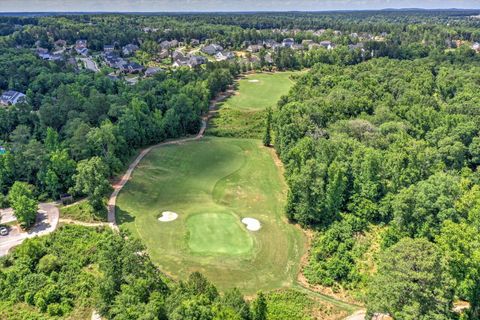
247;44;263;53
103;45;115;53
104;52;126;69
472;42;480;52
172;57;189;68
123;62;144;74
54;39;67;49
263;39;280;49
190;39;200;46
0;90;26;106
188;55;207;67
122;44;139;56
159;40;179;50
201;44;223;55
348;43;365;51
158;49;170;60
319;41;334;50
145;67;163;77
36;47;50;59
172;50;185;61
75;39;87;49
282;38;295;48
215;51;235;61
36;48;63;61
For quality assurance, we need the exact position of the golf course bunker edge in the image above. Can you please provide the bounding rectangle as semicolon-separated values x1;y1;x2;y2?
158;211;178;222
241;217;261;231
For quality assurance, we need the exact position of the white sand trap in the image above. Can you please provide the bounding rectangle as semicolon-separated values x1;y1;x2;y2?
158;211;178;222
242;218;261;231
248;79;260;83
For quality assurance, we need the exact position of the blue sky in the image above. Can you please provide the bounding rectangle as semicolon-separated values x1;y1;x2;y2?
0;0;479;12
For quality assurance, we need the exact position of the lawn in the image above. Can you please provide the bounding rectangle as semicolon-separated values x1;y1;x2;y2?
116;137;306;294
224;72;297;111
209;72;300;138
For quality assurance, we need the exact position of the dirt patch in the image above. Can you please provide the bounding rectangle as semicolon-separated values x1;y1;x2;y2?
248;79;260;83
158;211;178;222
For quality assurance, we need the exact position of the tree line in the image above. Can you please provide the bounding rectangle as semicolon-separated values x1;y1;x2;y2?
273;55;480;319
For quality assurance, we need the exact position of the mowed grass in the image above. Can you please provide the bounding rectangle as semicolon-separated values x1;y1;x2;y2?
209;72;299;138
116;137;305;293
224;72;297;111
187;213;253;255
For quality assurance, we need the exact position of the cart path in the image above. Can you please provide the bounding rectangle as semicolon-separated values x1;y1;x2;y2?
107;89;234;229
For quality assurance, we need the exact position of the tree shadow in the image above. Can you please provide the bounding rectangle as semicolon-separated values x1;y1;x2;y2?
116;206;136;225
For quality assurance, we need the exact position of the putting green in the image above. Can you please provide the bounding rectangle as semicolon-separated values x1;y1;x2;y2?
116;137;305;293
186;212;254;255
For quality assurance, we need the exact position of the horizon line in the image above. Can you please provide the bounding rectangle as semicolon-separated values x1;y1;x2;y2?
0;8;480;14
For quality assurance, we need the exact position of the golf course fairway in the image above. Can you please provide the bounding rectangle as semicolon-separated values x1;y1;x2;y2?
116;137;306;293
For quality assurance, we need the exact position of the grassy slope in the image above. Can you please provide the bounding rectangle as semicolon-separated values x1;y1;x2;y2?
209;72;297;138
116;137;306;294
60;200;107;222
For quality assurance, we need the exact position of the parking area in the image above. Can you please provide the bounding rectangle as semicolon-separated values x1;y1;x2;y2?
0;203;59;256
0;208;16;224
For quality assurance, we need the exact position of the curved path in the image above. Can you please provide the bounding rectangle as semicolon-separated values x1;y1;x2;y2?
107;90;233;228
0;203;59;256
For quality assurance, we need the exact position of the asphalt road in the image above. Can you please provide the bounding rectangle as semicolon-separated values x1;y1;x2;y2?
0;203;59;256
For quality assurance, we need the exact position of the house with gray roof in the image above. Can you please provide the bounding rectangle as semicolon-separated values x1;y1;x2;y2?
0;91;26;106
201;44;223;55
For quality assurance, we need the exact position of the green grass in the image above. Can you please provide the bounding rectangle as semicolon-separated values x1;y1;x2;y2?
265;289;349;320
186;212;254;255
209;72;299;139
224;72;297;111
116;137;305;294
60;200;107;222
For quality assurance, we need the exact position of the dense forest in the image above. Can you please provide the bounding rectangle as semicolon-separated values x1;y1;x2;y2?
0;225;266;319
274;54;480;319
1;10;480;320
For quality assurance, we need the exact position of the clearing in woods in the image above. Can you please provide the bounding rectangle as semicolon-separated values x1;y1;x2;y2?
209;72;300;138
116;137;305;294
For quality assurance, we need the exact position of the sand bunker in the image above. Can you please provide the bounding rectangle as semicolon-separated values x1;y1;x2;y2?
242;217;261;231
248;79;260;83
158;211;178;222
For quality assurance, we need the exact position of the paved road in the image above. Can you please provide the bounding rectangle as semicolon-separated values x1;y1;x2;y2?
78;57;100;72
0;203;59;256
0;208;15;224
107;89;233;227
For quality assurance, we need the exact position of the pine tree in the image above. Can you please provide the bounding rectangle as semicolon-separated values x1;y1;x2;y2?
263;108;272;147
